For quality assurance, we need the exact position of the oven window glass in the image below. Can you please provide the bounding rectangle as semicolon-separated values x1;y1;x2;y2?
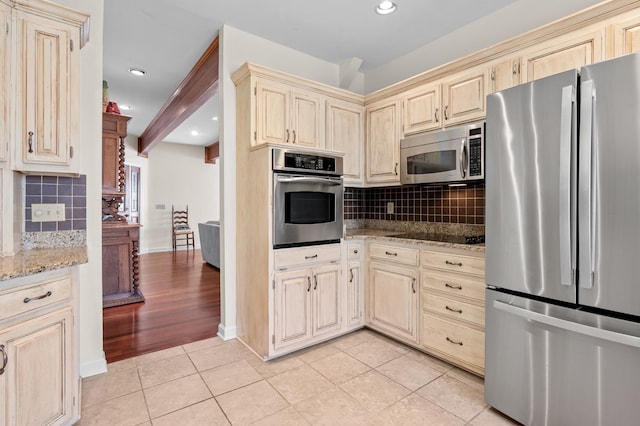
407;150;457;175
285;192;335;224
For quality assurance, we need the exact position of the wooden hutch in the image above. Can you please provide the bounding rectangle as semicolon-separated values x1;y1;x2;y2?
102;112;143;307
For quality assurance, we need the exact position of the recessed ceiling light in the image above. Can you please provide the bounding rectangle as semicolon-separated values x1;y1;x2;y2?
211;116;218;121
119;105;131;111
376;0;397;15
128;68;146;76
191;130;199;136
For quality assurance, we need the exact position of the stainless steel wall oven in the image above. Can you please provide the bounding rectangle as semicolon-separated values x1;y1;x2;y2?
272;148;343;248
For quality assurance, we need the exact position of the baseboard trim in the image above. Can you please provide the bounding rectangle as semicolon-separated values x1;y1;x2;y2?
218;323;237;340
80;353;108;378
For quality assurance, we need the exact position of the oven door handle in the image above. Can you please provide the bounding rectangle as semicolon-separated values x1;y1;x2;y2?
276;176;342;185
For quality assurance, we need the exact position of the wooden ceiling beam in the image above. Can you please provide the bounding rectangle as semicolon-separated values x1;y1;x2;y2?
204;142;219;164
137;36;219;157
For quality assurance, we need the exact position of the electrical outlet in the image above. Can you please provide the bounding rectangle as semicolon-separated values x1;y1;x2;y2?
387;202;394;214
31;203;66;222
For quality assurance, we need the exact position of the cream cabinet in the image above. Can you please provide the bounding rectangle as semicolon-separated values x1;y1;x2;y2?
0;2;9;162
344;241;364;329
12;2;88;173
326;98;364;185
402;82;441;136
0;270;78;426
273;244;342;353
489;56;521;94
520;27;605;82
255;80;322;148
365;97;402;185
367;242;419;344
420;248;485;376
612;11;640;56
440;65;489;127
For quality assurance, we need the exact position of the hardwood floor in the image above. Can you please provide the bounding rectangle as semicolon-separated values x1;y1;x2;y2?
102;249;221;363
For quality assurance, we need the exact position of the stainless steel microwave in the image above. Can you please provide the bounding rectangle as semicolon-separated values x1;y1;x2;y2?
400;122;484;185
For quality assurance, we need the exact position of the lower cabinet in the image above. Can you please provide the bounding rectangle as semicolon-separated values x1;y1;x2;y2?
274;263;341;351
345;241;364;329
368;261;419;345
0;271;78;426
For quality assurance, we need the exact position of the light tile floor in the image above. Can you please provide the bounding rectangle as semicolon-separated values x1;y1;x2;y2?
79;330;519;425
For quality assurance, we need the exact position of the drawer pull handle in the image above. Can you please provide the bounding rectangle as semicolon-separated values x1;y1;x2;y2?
445;305;463;314
307;276;311;292
23;291;52;304
385;251;398;256
0;344;7;375
446;337;463;346
445;283;462;290
445;260;463;267
305;254;318;260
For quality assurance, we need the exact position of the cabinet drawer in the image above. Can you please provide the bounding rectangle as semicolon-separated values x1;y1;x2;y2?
274;244;341;270
421;251;484;276
369;244;418;266
422;293;485;327
422;313;484;369
346;243;363;260
421;271;485;303
0;277;71;321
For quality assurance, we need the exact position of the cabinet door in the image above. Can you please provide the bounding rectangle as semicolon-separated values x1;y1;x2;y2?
366;99;401;185
613;11;640;57
368;262;418;343
16;12;76;168
346;260;364;327
441;65;489;126
274;269;312;350
256;80;289;145
402;82;441;136
326;99;364;185
312;264;341;336
520;28;604;82
0;2;10;162
0;308;75;426
489;57;521;94
291;90;322;148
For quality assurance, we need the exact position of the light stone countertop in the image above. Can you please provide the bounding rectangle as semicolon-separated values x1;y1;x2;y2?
344;228;485;253
0;246;88;281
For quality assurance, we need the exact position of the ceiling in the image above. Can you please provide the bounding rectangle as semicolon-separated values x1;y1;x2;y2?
103;0;523;148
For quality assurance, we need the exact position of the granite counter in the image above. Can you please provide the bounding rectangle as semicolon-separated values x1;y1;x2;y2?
0;246;88;281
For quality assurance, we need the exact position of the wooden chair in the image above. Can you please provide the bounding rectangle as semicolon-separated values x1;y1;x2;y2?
172;205;194;251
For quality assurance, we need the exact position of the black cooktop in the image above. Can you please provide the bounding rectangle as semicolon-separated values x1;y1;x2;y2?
391;233;485;245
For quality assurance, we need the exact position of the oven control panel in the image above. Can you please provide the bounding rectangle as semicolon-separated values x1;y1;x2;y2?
273;148;343;176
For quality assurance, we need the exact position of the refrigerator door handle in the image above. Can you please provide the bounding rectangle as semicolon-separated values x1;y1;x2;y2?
579;80;595;289
493;300;640;348
559;85;575;287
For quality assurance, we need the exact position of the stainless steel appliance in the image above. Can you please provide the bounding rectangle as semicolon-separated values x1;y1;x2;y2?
400;121;484;185
272;148;343;248
485;53;640;425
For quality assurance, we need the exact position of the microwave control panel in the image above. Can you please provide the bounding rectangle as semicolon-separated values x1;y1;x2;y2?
467;125;483;178
273;148;344;176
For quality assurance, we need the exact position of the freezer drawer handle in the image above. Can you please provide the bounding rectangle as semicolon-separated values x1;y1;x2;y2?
445;283;462;290
445;260;463;267
494;300;640;348
445;305;463;314
446;337;463;346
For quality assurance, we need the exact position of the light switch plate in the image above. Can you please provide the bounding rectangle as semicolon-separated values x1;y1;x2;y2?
31;203;66;222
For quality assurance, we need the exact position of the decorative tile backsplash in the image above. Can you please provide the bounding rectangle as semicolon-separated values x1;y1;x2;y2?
25;175;87;232
344;182;485;225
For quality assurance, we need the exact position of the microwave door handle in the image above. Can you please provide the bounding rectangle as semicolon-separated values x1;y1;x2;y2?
276;176;342;186
459;139;467;179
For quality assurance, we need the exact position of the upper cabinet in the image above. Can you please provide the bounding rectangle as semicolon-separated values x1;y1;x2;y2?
255;80;323;148
11;0;89;174
489;56;521;94
402;82;441;135
325;98;364;185
612;10;640;56
0;1;10;162
520;27;605;82
366;97;402;185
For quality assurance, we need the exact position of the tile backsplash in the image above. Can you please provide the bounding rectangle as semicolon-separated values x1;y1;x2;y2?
25;175;87;232
344;182;485;225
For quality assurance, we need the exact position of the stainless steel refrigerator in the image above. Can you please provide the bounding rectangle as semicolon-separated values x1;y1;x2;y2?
485;52;640;426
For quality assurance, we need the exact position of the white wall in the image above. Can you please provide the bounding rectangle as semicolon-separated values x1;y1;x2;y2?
52;0;105;377
365;0;605;93
124;139;219;253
